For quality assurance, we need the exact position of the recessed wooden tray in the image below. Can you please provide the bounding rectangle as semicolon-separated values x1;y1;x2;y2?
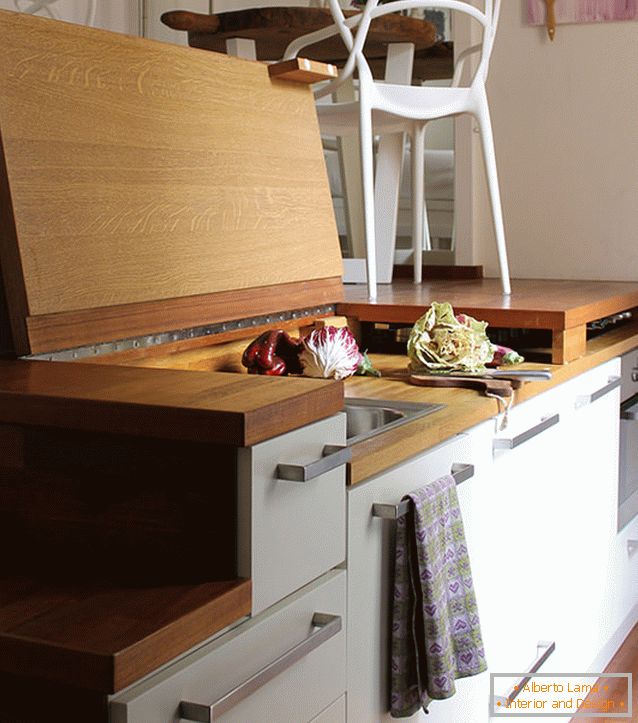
339;278;638;363
0;576;251;693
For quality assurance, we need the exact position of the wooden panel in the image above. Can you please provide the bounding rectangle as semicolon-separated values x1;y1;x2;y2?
0;673;108;723
268;58;338;84
0;576;251;693
339;278;638;330
552;324;587;364
0;428;237;584
0;11;342;331
0;425;23;469
0;359;343;446
24;276;343;356
0;130;28;354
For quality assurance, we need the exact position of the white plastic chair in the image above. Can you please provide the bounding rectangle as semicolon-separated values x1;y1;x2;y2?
284;0;511;300
14;0;97;26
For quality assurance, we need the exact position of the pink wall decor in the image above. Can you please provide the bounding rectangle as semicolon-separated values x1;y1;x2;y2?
528;0;637;26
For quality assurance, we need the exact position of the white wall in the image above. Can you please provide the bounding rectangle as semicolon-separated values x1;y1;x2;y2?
0;0;139;34
469;1;638;282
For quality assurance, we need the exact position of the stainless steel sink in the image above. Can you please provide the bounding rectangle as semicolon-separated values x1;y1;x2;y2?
344;398;444;445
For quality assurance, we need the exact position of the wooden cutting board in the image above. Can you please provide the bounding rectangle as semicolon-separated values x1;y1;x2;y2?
406;373;523;397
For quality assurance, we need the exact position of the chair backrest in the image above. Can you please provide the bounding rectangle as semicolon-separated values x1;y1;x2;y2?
13;0;96;26
284;0;501;99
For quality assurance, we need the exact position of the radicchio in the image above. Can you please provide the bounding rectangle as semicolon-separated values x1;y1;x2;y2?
300;326;361;380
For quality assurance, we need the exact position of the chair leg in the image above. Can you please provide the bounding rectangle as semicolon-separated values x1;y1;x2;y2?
359;101;377;300
411;123;428;284
475;93;512;296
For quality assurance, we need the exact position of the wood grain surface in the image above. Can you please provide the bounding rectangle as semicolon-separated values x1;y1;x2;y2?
162;8;437;63
0;359;343;445
0;10;342;351
340;278;638;363
339;278;638;330
0;576;251;692
343;319;638;484
23;276;343;355
268;58;338;84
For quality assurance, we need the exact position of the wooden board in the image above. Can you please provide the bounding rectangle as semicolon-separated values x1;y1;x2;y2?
0;359;344;446
339;278;638;363
0;576;251;693
0;10;343;355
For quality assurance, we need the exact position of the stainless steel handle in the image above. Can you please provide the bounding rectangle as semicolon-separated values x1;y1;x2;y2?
493;414;560;450
575;376;621;409
372;463;475;520
621;392;638;420
180;613;342;722
276;445;351;482
628;539;638;556
493;640;556;709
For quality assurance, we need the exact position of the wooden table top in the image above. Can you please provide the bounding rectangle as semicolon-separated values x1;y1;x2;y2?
161;8;451;81
339;278;638;330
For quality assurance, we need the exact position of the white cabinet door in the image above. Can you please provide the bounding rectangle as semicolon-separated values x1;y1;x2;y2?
550;359;621;674
238;413;347;615
346;429;491;723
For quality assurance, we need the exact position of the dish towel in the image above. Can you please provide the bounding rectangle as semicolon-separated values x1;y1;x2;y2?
390;474;487;718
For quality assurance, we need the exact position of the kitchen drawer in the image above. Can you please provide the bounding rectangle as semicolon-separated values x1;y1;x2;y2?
110;569;346;723
238;413;347;614
310;695;346;722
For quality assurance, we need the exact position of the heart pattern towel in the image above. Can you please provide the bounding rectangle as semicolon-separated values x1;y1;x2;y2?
390;474;487;718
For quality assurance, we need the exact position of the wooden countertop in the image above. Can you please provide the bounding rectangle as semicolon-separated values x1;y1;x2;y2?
339;278;638;364
0;577;251;693
339;278;638;329
344;318;638;485
0;360;343;446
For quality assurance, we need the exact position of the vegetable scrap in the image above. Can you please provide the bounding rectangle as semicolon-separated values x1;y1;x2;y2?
407;302;524;374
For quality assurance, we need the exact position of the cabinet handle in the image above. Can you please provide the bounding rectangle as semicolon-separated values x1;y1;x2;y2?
628;539;638;556
372;463;475;520
492;640;556;709
575;376;621;409
620;392;638;420
180;612;342;722
493;414;559;450
276;445;351;482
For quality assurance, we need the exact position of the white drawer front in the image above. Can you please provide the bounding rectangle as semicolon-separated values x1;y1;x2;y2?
310;695;346;723
110;570;346;723
239;413;346;614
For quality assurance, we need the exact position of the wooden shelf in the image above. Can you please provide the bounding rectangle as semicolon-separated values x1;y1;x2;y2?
339;278;638;363
0;577;251;693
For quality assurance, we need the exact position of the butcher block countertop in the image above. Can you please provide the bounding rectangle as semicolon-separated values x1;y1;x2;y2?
0;577;251;694
339;278;638;364
344;317;638;485
0;360;343;447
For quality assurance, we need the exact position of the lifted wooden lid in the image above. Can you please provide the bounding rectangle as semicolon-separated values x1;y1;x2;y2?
0;10;343;356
